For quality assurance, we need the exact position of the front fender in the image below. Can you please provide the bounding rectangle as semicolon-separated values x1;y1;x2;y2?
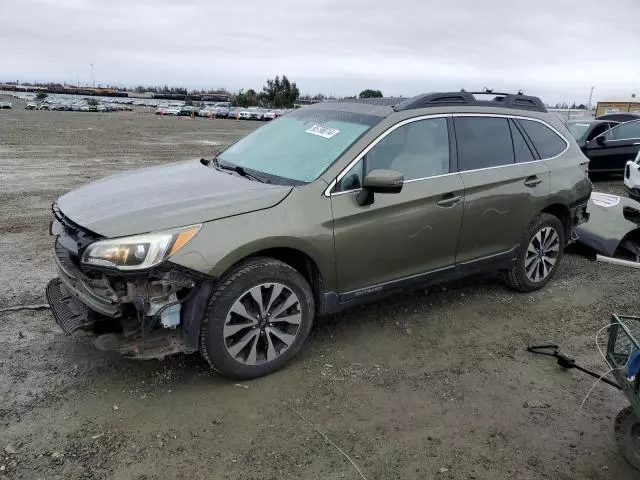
169;186;337;291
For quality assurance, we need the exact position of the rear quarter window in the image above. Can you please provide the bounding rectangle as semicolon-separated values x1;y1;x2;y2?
518;119;568;159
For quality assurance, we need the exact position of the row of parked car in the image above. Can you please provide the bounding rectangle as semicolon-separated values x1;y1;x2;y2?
25;101;133;112
154;104;290;120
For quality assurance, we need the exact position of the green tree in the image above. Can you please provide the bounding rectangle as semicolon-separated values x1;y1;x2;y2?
86;98;99;106
260;75;300;108
359;89;383;98
233;89;259;108
35;92;48;101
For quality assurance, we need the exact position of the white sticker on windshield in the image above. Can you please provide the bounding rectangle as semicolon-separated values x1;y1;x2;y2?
305;125;340;139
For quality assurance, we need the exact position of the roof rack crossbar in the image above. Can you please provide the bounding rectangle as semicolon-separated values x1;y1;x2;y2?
393;91;547;113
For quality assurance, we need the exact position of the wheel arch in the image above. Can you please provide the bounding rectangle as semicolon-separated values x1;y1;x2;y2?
541;202;571;242
234;246;325;309
181;240;333;352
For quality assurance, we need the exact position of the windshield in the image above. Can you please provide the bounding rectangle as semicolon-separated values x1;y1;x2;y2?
217;108;381;183
566;122;591;140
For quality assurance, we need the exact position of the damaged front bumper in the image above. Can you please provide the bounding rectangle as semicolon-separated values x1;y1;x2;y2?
47;211;204;359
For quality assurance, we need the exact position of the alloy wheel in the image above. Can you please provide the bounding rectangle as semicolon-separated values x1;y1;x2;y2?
525;226;560;282
223;283;302;365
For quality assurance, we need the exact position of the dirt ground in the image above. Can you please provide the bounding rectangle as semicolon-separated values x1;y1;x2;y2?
0;96;638;480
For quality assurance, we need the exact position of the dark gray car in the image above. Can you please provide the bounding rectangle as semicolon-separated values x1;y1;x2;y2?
47;91;592;379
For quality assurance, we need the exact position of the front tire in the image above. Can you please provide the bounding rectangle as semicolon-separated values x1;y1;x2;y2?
200;258;315;379
504;213;565;292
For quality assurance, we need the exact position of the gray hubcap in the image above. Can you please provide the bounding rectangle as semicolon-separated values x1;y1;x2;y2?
223;283;301;365
525;226;560;282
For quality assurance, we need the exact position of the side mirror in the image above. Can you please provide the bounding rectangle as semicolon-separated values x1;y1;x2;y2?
356;169;404;206
595;135;606;146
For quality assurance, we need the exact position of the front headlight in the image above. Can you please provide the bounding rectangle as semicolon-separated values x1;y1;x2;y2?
81;224;201;271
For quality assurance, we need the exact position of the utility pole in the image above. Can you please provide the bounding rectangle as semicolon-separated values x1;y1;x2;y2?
90;64;95;88
587;86;594;111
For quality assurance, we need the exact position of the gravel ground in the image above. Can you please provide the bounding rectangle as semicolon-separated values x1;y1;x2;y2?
0;96;638;479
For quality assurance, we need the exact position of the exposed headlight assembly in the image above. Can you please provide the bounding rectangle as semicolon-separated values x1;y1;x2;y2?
81;225;201;271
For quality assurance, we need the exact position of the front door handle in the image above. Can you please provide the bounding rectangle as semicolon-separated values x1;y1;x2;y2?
437;193;462;207
524;176;542;187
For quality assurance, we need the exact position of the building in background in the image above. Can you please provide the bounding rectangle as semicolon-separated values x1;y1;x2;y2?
596;97;640;117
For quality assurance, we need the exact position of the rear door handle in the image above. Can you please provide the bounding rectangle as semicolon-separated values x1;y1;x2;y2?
437;193;462;207
524;176;542;187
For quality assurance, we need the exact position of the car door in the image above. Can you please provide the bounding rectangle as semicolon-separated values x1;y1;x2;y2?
585;120;640;172
454;116;552;265
330;116;465;297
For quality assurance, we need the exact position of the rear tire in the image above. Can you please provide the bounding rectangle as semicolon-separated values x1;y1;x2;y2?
199;258;315;380
504;213;565;292
614;406;640;471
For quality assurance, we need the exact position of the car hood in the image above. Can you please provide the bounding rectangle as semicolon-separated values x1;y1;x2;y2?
57;159;292;237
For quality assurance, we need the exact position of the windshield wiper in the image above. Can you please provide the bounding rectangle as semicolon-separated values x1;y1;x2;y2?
212;158;268;183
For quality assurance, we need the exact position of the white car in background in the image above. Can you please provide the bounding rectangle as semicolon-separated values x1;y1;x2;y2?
262;110;276;121
154;107;180;116
198;107;215;117
624;150;640;200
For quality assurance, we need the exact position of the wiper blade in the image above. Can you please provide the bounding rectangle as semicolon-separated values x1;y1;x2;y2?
214;159;268;183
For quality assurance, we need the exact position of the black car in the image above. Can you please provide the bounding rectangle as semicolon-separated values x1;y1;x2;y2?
596;112;640;122
581;119;640;174
566;119;619;147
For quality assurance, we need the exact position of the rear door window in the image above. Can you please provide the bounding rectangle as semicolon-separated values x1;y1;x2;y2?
454;116;514;171
509;119;536;163
518;119;568;158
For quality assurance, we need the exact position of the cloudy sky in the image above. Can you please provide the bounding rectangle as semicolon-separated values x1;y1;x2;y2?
1;0;639;104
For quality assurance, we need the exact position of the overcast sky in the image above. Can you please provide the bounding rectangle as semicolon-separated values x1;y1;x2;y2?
1;0;639;104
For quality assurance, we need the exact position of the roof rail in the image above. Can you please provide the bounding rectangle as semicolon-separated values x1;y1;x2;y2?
393;91;547;113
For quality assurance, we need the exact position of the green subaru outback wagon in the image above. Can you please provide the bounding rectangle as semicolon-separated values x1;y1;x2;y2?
47;91;592;378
